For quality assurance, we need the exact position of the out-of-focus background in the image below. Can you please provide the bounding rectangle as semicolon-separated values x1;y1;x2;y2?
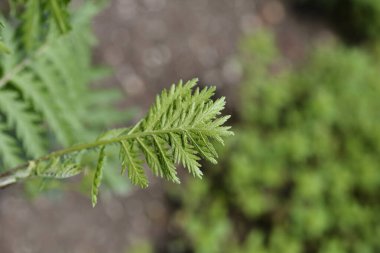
1;0;380;252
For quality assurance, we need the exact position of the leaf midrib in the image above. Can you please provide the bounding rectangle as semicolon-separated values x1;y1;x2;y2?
4;126;211;171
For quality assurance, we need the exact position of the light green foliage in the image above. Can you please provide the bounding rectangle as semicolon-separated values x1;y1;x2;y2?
0;121;23;166
174;31;380;253
120;140;148;188
0;3;123;171
85;79;232;205
34;154;82;179
0;0;233;212
0;22;10;53
48;0;71;33
11;0;71;52
0;91;45;158
133;79;232;181
0;42;9;53
0;79;233;206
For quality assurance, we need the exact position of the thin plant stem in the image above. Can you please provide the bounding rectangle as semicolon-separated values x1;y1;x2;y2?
0;127;197;188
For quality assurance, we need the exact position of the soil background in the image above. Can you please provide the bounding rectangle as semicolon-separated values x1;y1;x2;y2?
0;1;331;252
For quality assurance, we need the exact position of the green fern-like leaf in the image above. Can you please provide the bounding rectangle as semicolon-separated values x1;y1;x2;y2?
14;0;71;52
125;79;232;182
0;41;10;54
0;121;23;167
120;141;148;188
0;3;123;171
0;21;10;54
48;0;71;33
0;91;45;157
169;133;202;178
20;0;41;52
0;79;233;206
34;156;81;179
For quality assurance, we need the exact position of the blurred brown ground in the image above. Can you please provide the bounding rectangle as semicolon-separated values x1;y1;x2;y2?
0;1;332;252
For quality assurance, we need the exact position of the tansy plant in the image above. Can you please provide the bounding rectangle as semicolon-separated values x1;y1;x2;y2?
0;78;233;206
0;1;233;206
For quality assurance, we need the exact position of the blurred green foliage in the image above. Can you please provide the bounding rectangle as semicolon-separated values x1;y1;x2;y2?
172;31;380;253
291;0;380;42
0;2;133;197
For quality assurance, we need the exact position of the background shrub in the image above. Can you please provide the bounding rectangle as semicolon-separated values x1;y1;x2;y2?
173;31;380;253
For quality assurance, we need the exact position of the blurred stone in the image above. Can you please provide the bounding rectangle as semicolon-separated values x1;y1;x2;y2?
119;73;146;96
104;47;125;66
223;57;243;84
110;28;130;44
117;0;138;21
142;45;171;68
240;13;263;34
204;68;221;86
146;200;166;223
261;0;286;25
188;37;219;68
131;214;149;234
234;0;248;10
208;17;227;35
104;199;124;221
142;0;167;12
144;20;168;40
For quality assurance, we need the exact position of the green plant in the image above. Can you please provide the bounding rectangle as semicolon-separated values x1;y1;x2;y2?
171;31;380;253
0;79;233;206
0;21;10;53
0;1;233;206
0;1;135;196
0;2;122;167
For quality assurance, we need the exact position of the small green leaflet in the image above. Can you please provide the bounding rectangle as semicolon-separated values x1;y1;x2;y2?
0;22;10;54
92;146;106;207
0;79;233;207
49;0;71;33
120;141;148;188
34;157;81;179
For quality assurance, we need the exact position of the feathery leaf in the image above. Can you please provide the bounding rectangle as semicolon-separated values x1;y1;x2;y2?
0;91;46;157
35;156;81;179
0;22;9;54
0;121;23;167
0;3;121;171
120;141;148;188
0;79;233;206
